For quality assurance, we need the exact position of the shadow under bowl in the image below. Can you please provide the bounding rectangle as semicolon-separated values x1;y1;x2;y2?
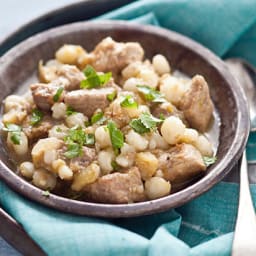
0;21;250;217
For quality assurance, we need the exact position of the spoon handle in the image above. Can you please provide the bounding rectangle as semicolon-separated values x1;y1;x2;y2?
232;152;256;256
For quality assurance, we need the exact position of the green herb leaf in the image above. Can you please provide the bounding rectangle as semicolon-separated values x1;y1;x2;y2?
120;95;138;108
64;142;82;159
203;156;217;167
66;106;77;116
107;91;117;101
3;124;22;145
56;127;62;132
159;113;166;120
129;119;150;134
111;160;119;171
129;113;163;134
91;111;106;125
80;65;112;89
107;121;124;151
140;112;163;129
137;85;166;103
30;109;43;126
53;87;64;102
84;133;95;146
42;190;50;197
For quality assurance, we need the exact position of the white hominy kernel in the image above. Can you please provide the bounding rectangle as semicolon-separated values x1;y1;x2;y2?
145;177;171;200
195;135;213;157
138;68;158;89
58;165;73;180
44;149;57;165
20;162;35;179
48;124;69;139
160;76;187;105
4;95;28;113
125;130;148;151
98;149;115;174
65;112;87;128
32;169;56;190
180;128;199;144
7;132;28;156
161;116;186;145
51;102;67;119
152;54;171;75
3;109;27;125
116;143;136;168
95;126;111;149
123;78;143;92
55;44;86;65
71;163;100;191
149;131;169;150
122;61;141;79
135;152;158;180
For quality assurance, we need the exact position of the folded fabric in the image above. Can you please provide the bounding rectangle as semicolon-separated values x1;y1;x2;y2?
1;0;256;255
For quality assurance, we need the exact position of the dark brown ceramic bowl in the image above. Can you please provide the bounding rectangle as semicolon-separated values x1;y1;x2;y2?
0;21;250;218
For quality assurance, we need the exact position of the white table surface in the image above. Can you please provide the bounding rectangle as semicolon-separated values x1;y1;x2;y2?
0;1;79;254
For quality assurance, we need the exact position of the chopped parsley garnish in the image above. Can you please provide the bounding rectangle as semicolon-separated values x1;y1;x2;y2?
80;65;112;89
203;156;217;167
91;111;106;125
56;127;62;132
107;91;117;101
107;121;124;152
159;113;166;120
42;190;50;197
64;142;83;159
64;126;95;159
137;85;166;103
66;106;77;116
120;95;138;108
129;112;163;134
30;109;43;126
53;87;64;102
111;160;119;171
3;123;22;145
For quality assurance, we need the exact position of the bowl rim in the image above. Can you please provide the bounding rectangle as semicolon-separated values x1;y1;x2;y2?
0;20;250;218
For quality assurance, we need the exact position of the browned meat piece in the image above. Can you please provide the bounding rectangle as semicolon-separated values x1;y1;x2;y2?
179;75;213;132
23;115;54;143
64;87;115;117
70;147;96;172
89;37;144;74
84;167;146;203
156;143;206;183
151;102;188;126
56;65;85;91
30;83;65;111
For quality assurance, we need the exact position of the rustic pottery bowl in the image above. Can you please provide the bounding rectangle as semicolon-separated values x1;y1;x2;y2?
0;21;250;218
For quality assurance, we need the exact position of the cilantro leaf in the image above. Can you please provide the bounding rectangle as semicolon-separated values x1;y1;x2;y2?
137;85;166;103
84;133;95;145
129;113;163;134
80;65;112;89
129;119;150;134
107;91;117;101
42;190;50;197
66;106;77;116
64;142;82;159
120;95;138;108
30;109;43;126
3;123;22;145
53;87;64;102
91;111;106;125
203;156;217;167
107;121;124;151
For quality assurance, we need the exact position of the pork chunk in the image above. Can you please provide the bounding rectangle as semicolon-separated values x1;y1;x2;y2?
90;37;144;74
56;65;85;91
64;87;115;117
23;115;54;143
179;75;213;132
157;143;206;183
70;147;96;172
84;167;146;203
30;83;64;111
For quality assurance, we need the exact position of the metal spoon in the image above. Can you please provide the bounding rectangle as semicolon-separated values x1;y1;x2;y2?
225;58;256;256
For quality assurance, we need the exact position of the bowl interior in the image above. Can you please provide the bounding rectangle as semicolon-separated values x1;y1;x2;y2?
0;21;249;217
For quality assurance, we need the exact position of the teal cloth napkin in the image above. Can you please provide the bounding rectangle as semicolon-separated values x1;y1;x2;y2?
1;0;256;255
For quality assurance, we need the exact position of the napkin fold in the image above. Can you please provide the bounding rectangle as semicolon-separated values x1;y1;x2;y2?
1;0;256;255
